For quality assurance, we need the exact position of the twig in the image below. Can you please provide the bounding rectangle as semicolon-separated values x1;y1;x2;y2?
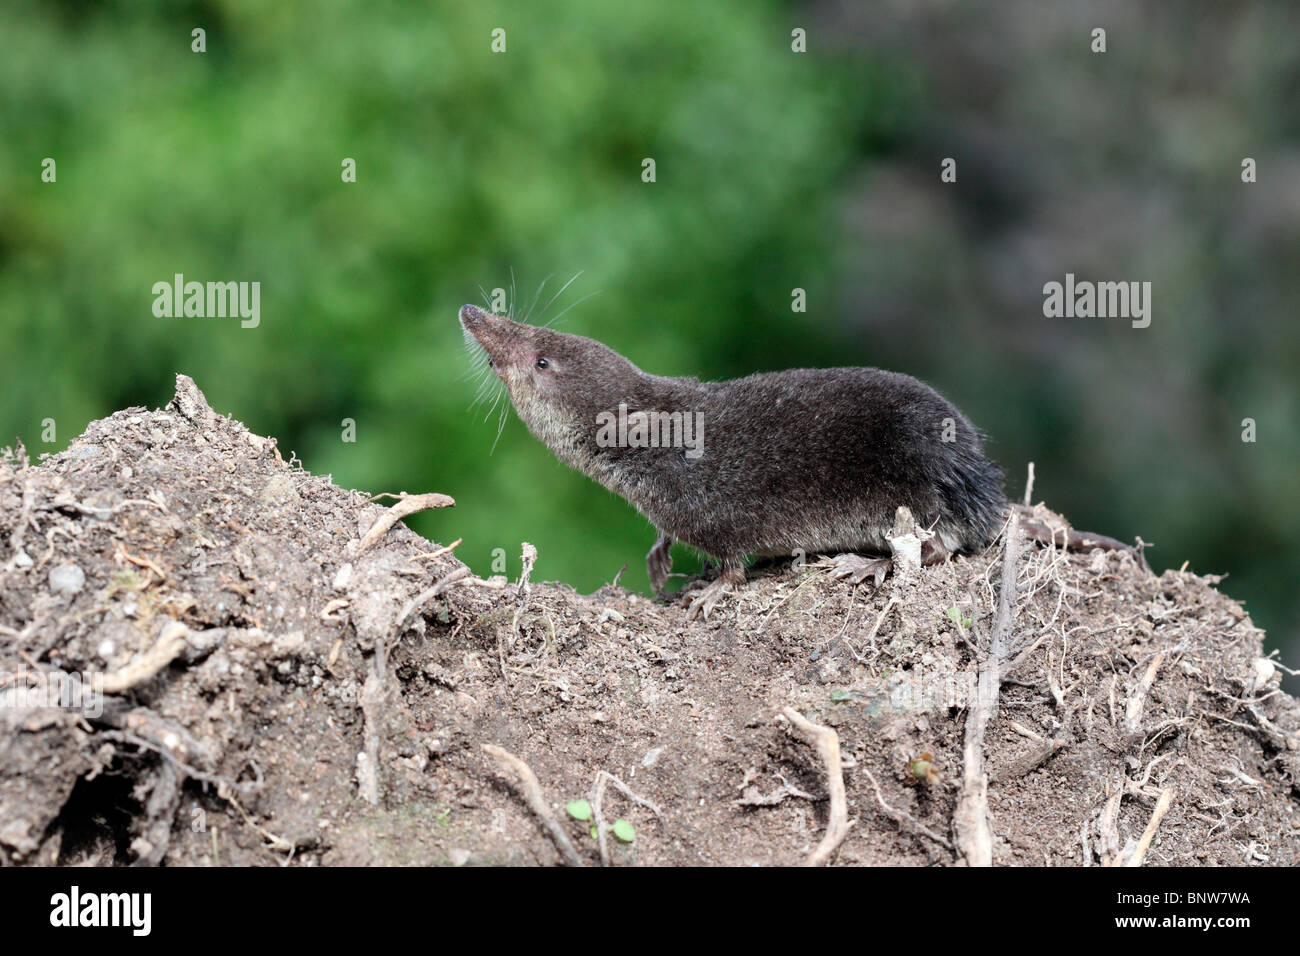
225;793;295;855
356;658;388;806
1124;652;1165;735
99;621;188;694
517;541;538;599
482;744;585;867
393;566;471;633
1265;655;1300;677
408;538;463;562
991;738;1065;783
591;773;612;866
861;765;953;851
117;546;169;582
856;596;899;659
132;762;181;866
590;768;663;863
1122;788;1174;867
99;725;246;796
357;492;455;554
1097;770;1125;864
999;630;1050;678
781;707;852;866
498;542;544;684
1023;461;1035;506
1247;703;1300;743
952;513;1021;866
596;770;662;817
105;726;293;860
40;498;164;519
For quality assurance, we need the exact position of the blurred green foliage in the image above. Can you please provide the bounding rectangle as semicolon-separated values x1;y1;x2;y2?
1;1;1296;667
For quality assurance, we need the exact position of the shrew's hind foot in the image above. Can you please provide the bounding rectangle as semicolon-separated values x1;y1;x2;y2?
823;535;953;587
824;554;892;587
683;561;745;621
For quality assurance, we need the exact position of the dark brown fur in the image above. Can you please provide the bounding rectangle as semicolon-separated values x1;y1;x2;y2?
459;305;1009;611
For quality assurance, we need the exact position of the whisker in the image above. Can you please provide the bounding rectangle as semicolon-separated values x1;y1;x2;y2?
483;387;503;424
535;270;584;324
523;273;555;323
491;395;510;452
541;288;601;329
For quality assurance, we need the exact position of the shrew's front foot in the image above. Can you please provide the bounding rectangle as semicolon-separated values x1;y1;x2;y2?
684;562;745;621
646;533;673;593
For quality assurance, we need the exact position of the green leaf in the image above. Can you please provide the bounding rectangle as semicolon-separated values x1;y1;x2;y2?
566;800;593;822
611;819;636;843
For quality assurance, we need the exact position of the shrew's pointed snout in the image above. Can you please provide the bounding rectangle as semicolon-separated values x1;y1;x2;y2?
459;304;488;329
459;303;523;373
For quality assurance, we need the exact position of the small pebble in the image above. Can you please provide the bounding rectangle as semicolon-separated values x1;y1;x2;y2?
49;563;85;595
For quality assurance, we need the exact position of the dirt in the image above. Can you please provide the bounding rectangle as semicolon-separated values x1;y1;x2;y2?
1;375;1297;867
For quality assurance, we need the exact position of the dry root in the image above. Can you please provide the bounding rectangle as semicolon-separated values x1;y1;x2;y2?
781;707;852;867
482;744;585;867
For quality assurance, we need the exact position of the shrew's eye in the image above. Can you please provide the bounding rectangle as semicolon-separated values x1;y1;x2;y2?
535;358;549;370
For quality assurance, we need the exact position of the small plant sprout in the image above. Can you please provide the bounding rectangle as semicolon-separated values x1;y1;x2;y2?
567;799;635;845
611;819;635;844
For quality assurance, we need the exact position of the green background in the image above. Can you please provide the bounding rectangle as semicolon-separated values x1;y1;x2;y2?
2;2;1297;673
